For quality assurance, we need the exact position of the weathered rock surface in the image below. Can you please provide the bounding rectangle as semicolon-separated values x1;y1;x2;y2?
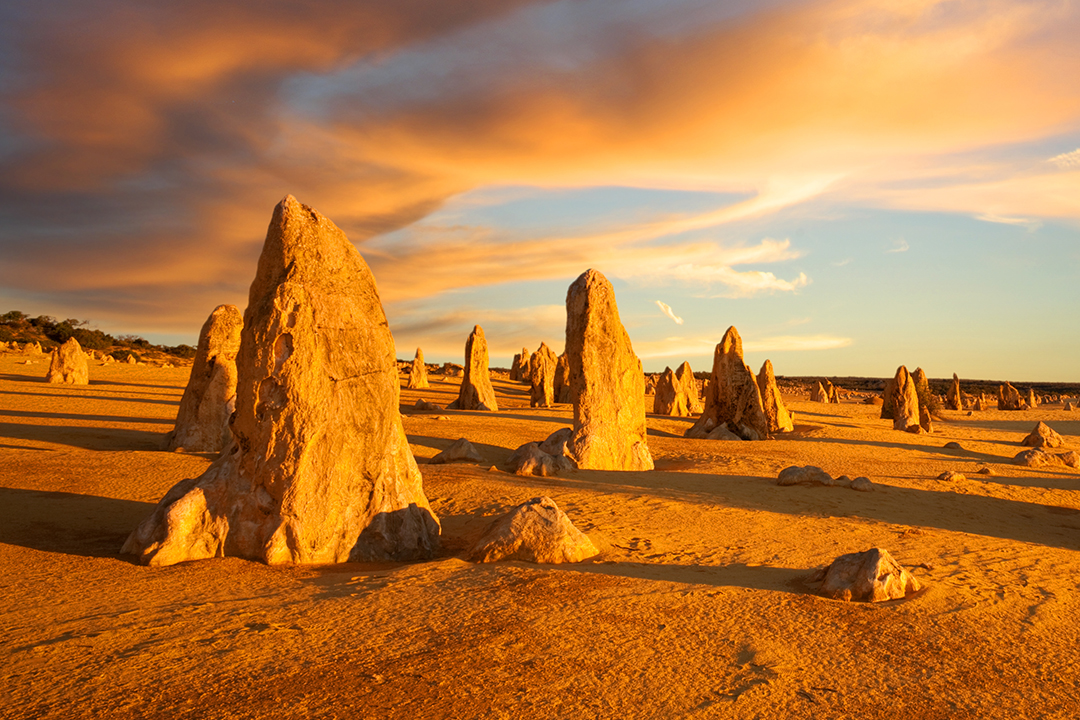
469;496;598;564
448;325;498;411
1013;448;1054;467
414;399;442;412
777;465;835;487
506;442;575;477
937;471;965;482
849;477;875;492
757;359;793;433
166;305;242;452
1021;421;1065;449
564;269;653;471
429;437;484;464
1027;388;1039;409
883;366;921;432
45;337;89;385
686;327;769;441
653;361;700;417
943;441;963;450
122;195;440;567
553;354;572;403
998;382;1025;411
919;405;934;434
946;373;963;410
811;381;829;403
814;548;921;602
529;342;558;408
407;348;429;389
510;348;531;382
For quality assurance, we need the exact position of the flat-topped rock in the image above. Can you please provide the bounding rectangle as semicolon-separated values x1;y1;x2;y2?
122;195;440;566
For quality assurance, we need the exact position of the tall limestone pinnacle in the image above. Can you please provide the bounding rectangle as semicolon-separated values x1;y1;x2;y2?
123;195;440;566
687;326;769;440
564;269;653;471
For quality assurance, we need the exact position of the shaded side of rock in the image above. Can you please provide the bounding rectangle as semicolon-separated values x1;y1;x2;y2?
529;342;558;408
469;496;598;564
429;437;484;464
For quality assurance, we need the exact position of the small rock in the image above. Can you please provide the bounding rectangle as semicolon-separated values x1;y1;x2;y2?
414;399;442;412
943;441;963;450
937;471;965;482
1014;448;1053;467
849;477;874;492
776;465;834;487
507;441;574;477
977;467;993;475
429;438;485;465
814;548;921;602
1058;450;1080;468
469;496;599;564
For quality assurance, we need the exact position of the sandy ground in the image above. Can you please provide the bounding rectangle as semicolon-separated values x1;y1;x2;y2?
2;353;1079;719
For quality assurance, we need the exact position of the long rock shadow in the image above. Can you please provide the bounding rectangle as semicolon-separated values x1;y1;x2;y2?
407;435;512;465
542;467;1080;551
561;560;815;596
0;421;167;451
0;487;153;559
0;389;180;407
0;409;174;425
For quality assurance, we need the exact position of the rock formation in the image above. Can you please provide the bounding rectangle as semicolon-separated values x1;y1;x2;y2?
23;341;43;355
529;342;558;408
814;548;921;602
429;437;484;464
1027;388;1038;409
776;465;835;486
686;326;769;441
122;195;440;567
828;381;841;403
553;354;572;403
811;381;829;403
448;325;498;411
653;361;700;417
469;496;598;564
510;348;531;382
45;337;89;385
883;366;921;431
564;269;653;470
998;382;1025;411
1021;421;1065;449
911;367;931;405
166;305;243;452
946;373;963;410
407;348;429;389
757;359;793;433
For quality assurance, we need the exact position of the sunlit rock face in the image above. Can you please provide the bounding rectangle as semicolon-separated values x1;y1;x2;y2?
564;269;653;471
449;325;498;411
46;337;88;385
653;361;701;418
686;326;769;441
167;304;242;452
530;342;557;408
469;496;598;564
408;347;429;389
123;195;440;567
757;359;793;434
815;548;921;602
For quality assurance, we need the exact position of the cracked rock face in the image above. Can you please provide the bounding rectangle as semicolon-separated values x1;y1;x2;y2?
449;325;498;411
46;337;88;385
686;326;769;441
123;195;440;566
564;269;653;471
167;304;242;452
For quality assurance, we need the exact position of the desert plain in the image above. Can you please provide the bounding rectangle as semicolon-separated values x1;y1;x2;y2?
2;353;1079;719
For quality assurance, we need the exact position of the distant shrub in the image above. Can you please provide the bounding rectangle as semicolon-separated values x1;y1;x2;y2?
163;344;197;360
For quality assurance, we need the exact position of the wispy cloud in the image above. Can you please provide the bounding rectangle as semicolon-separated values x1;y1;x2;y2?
886;238;909;253
655;300;683;325
1049;149;1080;169
832;258;852;267
975;213;1041;230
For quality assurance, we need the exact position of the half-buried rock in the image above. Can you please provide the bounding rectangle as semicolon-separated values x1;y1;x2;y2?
564;269;653;471
813;548;921;602
469;496;598;563
45;337;89;385
407;347;429;389
429;437;484;464
448;325;498;411
166;304;242;452
122;195;440;566
686;326;769;441
757;359;793;433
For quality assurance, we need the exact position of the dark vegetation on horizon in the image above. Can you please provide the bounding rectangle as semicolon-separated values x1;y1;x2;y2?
0;311;196;361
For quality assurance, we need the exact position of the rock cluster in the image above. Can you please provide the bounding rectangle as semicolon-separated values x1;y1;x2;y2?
757;359;793;433
469;496;598;564
448;325;498;411
122;195;440;566
45;337;89;385
1012;448;1079;468
510;348;531;382
686;327;769;441
653;361;701;417
166;305;242;452
813;548;921;602
563;269;653;471
407;348;429;389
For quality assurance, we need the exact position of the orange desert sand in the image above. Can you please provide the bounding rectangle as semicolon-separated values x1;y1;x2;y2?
2;355;1079;719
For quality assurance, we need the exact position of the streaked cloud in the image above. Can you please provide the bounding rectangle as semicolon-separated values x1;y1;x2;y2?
886;238;910;253
655;300;683;325
1049;149;1080;169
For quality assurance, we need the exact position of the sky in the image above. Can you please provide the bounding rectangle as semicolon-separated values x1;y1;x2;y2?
1;0;1078;381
